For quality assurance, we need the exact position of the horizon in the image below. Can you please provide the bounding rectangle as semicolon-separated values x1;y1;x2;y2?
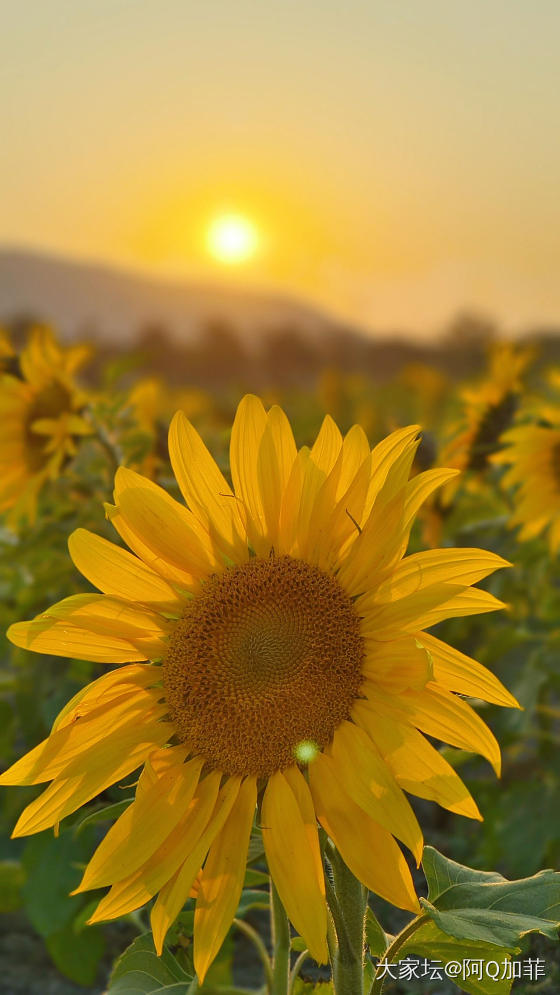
2;242;559;349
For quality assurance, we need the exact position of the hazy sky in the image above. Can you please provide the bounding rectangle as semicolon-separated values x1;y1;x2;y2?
2;0;560;336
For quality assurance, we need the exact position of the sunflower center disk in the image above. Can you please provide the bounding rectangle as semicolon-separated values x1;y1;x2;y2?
163;555;365;777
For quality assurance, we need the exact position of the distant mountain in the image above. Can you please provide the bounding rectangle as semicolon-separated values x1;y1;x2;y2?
0;246;339;345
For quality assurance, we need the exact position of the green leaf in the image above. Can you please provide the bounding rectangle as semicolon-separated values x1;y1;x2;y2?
149;988;191;994
291;936;308;952
365;908;388;957
108;933;191;994
399;919;515;995
246;828;265;864
423;846;503;901
46;919;105;986
421;847;560;948
243;866;269;887
0;860;26;912
73;798;133;836
108;975;192;994
235;888;269;918
21;828;92;936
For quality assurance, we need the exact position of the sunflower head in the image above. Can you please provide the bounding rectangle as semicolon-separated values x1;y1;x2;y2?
0;325;92;519
2;395;517;980
492;406;560;551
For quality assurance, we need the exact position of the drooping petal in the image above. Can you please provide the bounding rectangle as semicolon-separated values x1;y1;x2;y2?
0;689;164;785
327;722;423;863
282;766;325;897
262;771;328;964
12;716;173;837
353;705;481;820
87;769;223;923
309;754;420;913
194;776;257;982
151;776;242;954
76;755;205;891
363;425;421;514
403;467;460;527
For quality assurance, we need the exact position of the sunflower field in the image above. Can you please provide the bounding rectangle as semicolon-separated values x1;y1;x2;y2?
1;324;560;995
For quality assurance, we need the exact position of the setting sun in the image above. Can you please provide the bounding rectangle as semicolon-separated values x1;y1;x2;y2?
206;213;259;265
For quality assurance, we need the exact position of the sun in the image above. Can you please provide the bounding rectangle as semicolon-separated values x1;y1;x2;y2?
206;213;259;265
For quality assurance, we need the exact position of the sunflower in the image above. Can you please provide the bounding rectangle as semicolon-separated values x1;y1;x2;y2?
422;343;533;546
0;325;92;520
491;411;560;551
1;395;517;981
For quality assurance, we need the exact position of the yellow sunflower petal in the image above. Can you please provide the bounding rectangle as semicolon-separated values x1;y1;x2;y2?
151;776;242;954
309;414;343;474
39;594;171;639
364;425;421;512
309;449;373;569
87;769;223;923
335;424;370;500
0;690;164;785
76;755;205;891
68;529;182;611
309;755;420;913
403;467;460;526
353;705;481;820
194;776;257;983
418;632;521;708
114;467;216;582
337;486;407;595
282;766;325;895
362;637;432;691
327;721;423;863
262;771;328;964
374;548;510;601
257;405;298;548
168;411;247;560
230;394;269;553
360;584;505;640
275;418;341;556
362;683;501;774
277;447;313;555
12;721;172;837
52;664;161;733
7;617;149;663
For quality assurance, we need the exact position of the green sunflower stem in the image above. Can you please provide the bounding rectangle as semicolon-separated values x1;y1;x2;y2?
368;913;429;995
233;917;274;993
327;846;368;995
270;881;291;995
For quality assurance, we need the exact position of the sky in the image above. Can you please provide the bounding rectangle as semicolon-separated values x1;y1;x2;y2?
2;0;560;338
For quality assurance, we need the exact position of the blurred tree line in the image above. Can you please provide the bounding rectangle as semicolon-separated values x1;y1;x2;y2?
7;308;560;393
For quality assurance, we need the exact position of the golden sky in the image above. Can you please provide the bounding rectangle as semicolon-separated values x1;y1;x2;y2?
2;1;560;337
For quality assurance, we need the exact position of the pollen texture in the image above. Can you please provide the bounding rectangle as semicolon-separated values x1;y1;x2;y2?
163;555;365;777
